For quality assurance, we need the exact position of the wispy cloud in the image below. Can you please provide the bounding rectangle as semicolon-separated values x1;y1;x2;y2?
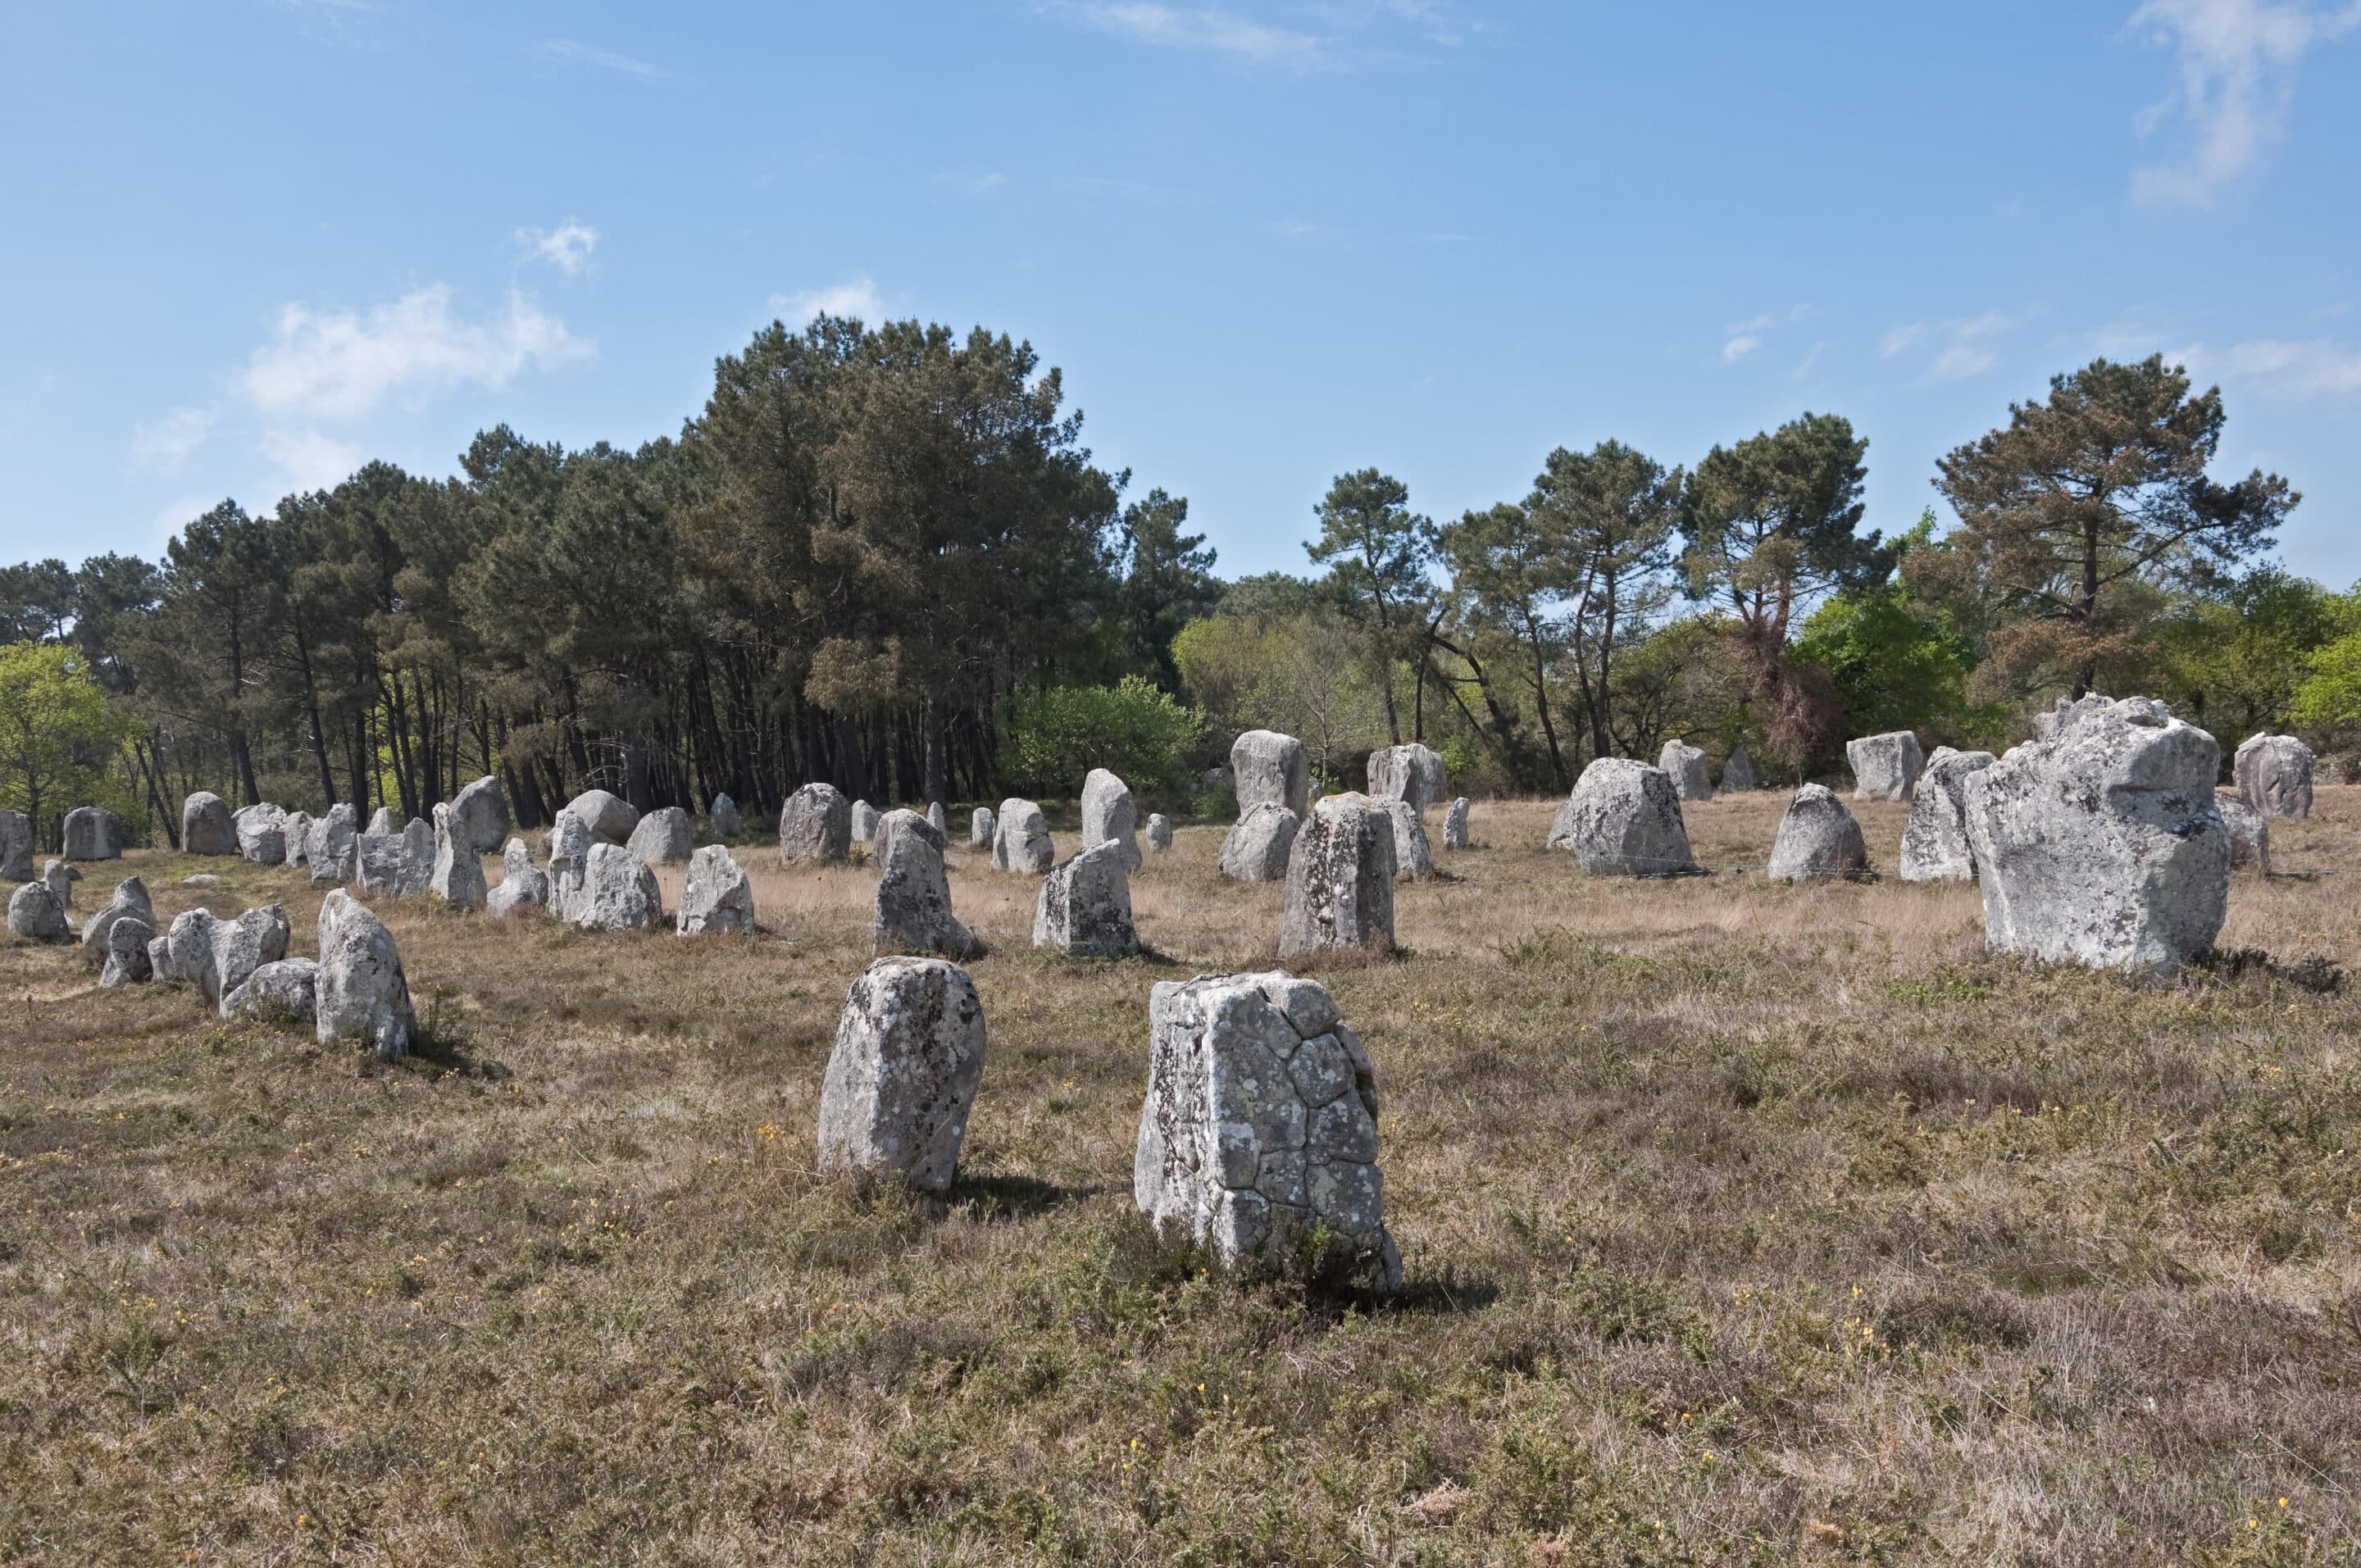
516;219;598;275
131;407;216;475
530;39;667;81
1067;4;1334;70
771;276;886;326
258;428;365;496
2128;0;2361;205
266;0;380;43
933;171;1008;198
2183;337;2361;395
241;284;594;420
1792;343;1825;380
1721;304;1811;363
1884;311;2018;381
1880;323;1929;357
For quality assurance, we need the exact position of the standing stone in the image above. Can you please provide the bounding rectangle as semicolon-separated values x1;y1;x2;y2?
7;882;69;942
1080;768;1142;871
1278;794;1396;958
1134;972;1399;1289
1767;784;1871;881
566;844;666;933
0;809;33;880
79;881;153;966
817;957;986;1196
157;909;217;987
626;806;694;865
926;801;948;837
429;803;486;911
485;839;550;920
448;775;510;854
284;811;314;867
366;806;401;837
63;806;125;861
873;811;976;958
1721;746;1760;792
1847;731;1926;802
850;799;880;845
181;793;238;857
1145;813;1173;854
1963;694;2227;976
1231;730;1311;819
1367;743;1447;809
99;916;156;987
990;798;1054;874
1548;759;1699;877
110;876;154;924
1220;802;1300;882
1376;798;1433;880
316;890;417;1060
356;831;402;898
209;905;292;1007
565;789;640;845
2234;733;2314;820
398;817;435;898
1899;748;1998;884
42;860;78;908
676;844;756;934
546;809;594;921
1442;797;1470;851
1034;841;1140;958
970;807;996;848
234;804;286;866
1658;739;1714;802
2218;792;2271;873
222;958;320;1025
309;803;358;887
779;783;853;865
707;792;742;839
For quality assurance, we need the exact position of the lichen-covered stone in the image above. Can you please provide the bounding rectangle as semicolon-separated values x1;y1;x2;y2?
970;807;996;848
1847;731;1926;801
1231;730;1310;819
817;957;986;1195
1145;813;1172;854
99;916;156;987
626;805;693;865
677;844;756;934
182;792;238;857
429;803;486;911
1767;784;1870;882
873;811;976;958
211;904;291;1008
2218;792;2271;873
223;958;319;1025
8;881;69;942
309;802;358;887
546;809;594;921
2234;733;2313;820
44;859;79;907
63;806;125;861
708;792;742;838
566;789;639;845
1367;743;1446;809
566;843;665;933
1721;746;1760;792
1080;768;1142;871
0;809;33;880
1278;794;1395;957
485;839;549;919
316;891;416;1060
779;783;852;865
1034;841;1140;958
1219;802;1299;882
450;775;510;853
234;804;286;865
990;798;1053;874
1442;797;1470;851
850;799;880;845
927;801;948;837
1899;748;1997;883
1375;798;1433;879
1658;739;1713;802
1547;759;1698;876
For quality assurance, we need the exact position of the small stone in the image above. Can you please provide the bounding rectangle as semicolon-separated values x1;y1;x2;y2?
817;957;987;1196
850;799;880;845
1374;798;1433;879
212;904;292;1008
677;844;756;934
1034;841;1140;957
398;817;434;898
1899;748;1997;883
1442;798;1470;851
970;807;996;848
234;804;286;866
566;843;665;933
181;792;238;856
1847;731;1926;801
2218;792;2271;873
43;859;80;906
1145;813;1172;853
626;805;694;865
927;801;948;837
991;798;1054;874
1658;739;1713;802
0;809;32;879
1219;802;1299;882
779;783;853;865
2234;733;2313;820
223;958;319;1025
1080;768;1142;871
99;916;156;987
284;811;312;867
366;806;401;837
429;803;486;911
708;792;743;838
62;806;125;861
566;789;640;845
159;910;218;988
308;803;358;887
1721;746;1760;792
1767;784;1871;881
873;811;976;957
7;882;69;942
546;809;593;920
316;891;417;1060
1547;759;1698;877
450;775;511;853
1278;794;1395;957
485;839;549;920
1367;743;1447;808
1231;730;1310;818
179;874;219;889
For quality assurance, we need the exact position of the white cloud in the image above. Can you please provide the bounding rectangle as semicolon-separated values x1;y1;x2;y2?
240;284;594;420
1927;343;1999;382
2129;0;2361;204
151;495;216;546
1721;304;1810;363
1881;323;1928;357
1890;310;2018;382
1721;334;1761;363
530;39;666;80
131;407;216;475
258;428;365;495
2184;337;2361;395
1792;343;1825;380
517;220;598;275
1071;4;1332;70
770;276;886;325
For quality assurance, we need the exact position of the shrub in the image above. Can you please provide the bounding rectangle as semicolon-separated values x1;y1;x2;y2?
999;675;1206;797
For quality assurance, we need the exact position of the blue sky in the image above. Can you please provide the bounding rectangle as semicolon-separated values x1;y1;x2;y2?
3;0;2357;586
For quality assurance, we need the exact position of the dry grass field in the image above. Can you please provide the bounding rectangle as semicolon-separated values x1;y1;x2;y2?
5;789;2360;1566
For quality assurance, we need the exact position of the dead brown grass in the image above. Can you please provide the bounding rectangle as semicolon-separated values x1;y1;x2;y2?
4;789;2359;1565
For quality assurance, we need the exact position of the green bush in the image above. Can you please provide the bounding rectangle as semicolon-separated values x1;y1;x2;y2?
999;675;1206;798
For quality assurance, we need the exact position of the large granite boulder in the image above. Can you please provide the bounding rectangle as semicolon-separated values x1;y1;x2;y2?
366;806;401;837
1367;743;1446;809
849;799;880;846
1848;731;1925;802
546;808;593;921
566;843;665;933
626;806;693;865
156;909;216;988
1231;729;1310;819
1721;746;1760;792
1658;739;1713;802
707;792;742;839
1963;695;2227;976
1376;798;1433;879
485;839;549;919
2218;792;2271;873
1080;768;1142;871
7;881;69;942
1442;797;1470;851
0;809;33;880
566;789;639;845
99;916;156;987
309;803;358;887
451;775;511;853
1767;784;1870;882
223;958;320;1025
43;859;79;907
779;783;852;866
1219;802;1299;882
316;891;416;1060
817;957;986;1195
677;845;755;934
990;798;1053;874
78;879;154;966
64;806;125;861
1135;972;1399;1289
397;817;434;898
1548;759;1698;877
970;807;996;848
1899;748;1997;883
1034;841;1140;958
234;803;286;866
2234;733;2314;820
212;905;292;1008
429;803;486;911
182;793;238;857
1278;793;1395;958
873;811;976;958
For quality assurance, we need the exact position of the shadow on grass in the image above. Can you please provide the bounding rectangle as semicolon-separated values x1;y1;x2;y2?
1364;1266;1503;1318
951;1172;1110;1220
2195;947;2343;994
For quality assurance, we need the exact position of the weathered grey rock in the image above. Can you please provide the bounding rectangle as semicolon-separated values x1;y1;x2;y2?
1145;813;1172;854
779;783;852;865
2218;791;2271;873
626;806;693;866
179;873;218;889
1899;748;1997;883
449;775;510;853
1963;694;2227;976
356;831;403;898
566;843;665;933
1547;759;1698;877
1278;793;1396;957
676;844;755;934
366;806;401;837
0;808;33;880
7;882;69;941
1080;768;1142;871
428;803;486;911
211;904;291;1007
1721;745;1760;792
546;808;594;921
397;817;434;898
1231;729;1310;819
99;916;156;987
1658;739;1713;802
1219;801;1300;882
566;789;639;845
484;838;549;920
1442;797;1470;851
158;910;217;987
990;798;1053;874
873;811;976;957
234;803;286;866
970;807;995;848
316;890;416;1060
181;792;238;857
64;806;125;861
78;880;153;966
1848;730;1926;801
43;859;79;907
1376;798;1433;879
284;811;313;866
1135;972;1399;1289
2235;733;2313;820
926;801;948;836
1367;743;1446;809
817;957;986;1195
707;792;742;839
110;876;152;924
850;799;880;845
222;958;319;1025
308;803;357;886
1034;841;1140;957
1767;784;1870;881
145;933;168;979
